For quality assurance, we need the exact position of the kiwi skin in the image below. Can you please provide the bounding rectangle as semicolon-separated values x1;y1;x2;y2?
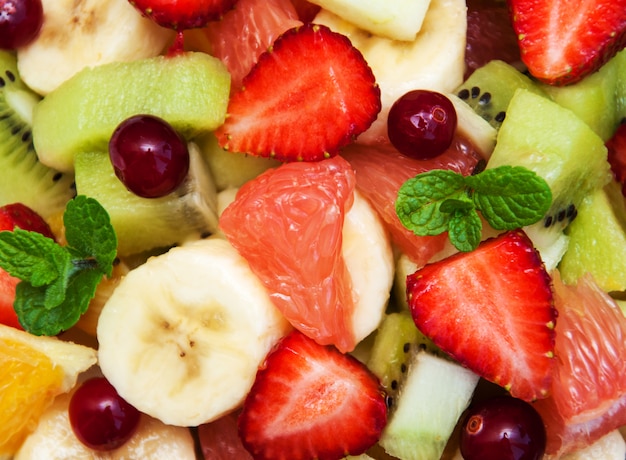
0;51;76;220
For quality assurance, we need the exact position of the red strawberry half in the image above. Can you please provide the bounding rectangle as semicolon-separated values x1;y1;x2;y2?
0;203;55;329
406;230;557;401
507;0;626;85
238;330;387;460
215;23;381;162
129;0;237;30
606;119;626;196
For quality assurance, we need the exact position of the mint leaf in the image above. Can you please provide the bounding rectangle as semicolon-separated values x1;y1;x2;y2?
395;165;552;252
15;269;103;336
448;209;482;252
0;195;118;336
396;170;467;235
466;166;552;230
0;229;71;288
64;195;117;276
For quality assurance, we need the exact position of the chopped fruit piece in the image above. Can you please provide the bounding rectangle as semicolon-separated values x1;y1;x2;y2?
534;273;626;457
0;323;96;458
129;0;237;30
220;156;358;352
0;0;43;50
606;120;626;196
508;0;626;85
406;230;556;401
200;0;302;92
0;203;55;329
238;330;387;460
215;23;381;162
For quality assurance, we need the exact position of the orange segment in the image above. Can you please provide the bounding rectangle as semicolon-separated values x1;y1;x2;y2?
0;340;64;454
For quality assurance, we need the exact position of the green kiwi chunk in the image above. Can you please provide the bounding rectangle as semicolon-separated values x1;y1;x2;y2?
197;133;281;191
487;89;611;270
540;49;626;142
378;351;479;460
558;180;626;293
0;51;75;219
74;144;218;257
33;52;231;173
455;60;547;130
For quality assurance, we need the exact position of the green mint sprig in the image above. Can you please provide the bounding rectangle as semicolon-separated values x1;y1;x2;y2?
0;195;117;336
395;165;552;252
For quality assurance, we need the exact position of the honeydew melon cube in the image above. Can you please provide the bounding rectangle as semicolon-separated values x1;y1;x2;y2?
310;0;431;41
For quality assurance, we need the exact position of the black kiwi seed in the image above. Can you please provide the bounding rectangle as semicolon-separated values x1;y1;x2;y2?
494;111;506;123
400;363;408;374
457;88;470;100
470;86;480;99
391;380;398;390
479;92;492;105
403;342;411;353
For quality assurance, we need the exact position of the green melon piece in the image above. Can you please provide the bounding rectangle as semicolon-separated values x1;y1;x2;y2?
379;351;479;460
486;89;611;270
33;52;231;173
455;60;547;129
74;144;218;257
558;180;626;293
540;49;626;142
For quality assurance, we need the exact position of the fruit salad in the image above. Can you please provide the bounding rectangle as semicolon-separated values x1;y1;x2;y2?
1;0;626;459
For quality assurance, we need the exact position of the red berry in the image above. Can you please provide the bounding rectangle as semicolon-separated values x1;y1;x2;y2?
0;0;43;49
387;90;457;160
109;114;190;199
129;0;237;31
460;396;546;460
69;377;141;451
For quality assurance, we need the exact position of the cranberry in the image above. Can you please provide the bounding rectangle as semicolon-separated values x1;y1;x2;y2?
109;114;189;198
0;0;43;49
387;90;457;160
68;377;141;451
460;395;546;460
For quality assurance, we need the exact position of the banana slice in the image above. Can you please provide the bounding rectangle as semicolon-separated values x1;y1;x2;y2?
97;238;291;427
314;0;467;144
343;190;394;344
16;0;175;95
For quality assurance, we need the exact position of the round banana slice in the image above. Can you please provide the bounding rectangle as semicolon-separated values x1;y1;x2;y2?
97;238;291;427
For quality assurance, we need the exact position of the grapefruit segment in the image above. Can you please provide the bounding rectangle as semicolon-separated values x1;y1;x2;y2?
219;156;358;352
535;272;626;457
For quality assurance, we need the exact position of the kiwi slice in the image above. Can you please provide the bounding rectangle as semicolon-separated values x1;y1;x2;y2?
0;51;75;219
74;143;219;257
558;180;626;293
487;89;611;270
540;49;626;142
378;351;479;460
455;60;547;130
33;52;231;173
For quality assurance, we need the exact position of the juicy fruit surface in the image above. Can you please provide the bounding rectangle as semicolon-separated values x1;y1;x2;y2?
534;273;626;457
342;136;482;267
407;230;556;401
130;0;237;30
220;156;358;352
238;330;387;460
460;396;546;460
33;52;231;173
215;23;381;162
198;0;302;92
0;324;96;458
0;0;43;49
508;0;626;85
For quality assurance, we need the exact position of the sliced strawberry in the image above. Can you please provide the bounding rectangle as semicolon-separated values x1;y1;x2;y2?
406;230;557;401
507;0;626;85
606;120;626;196
0;203;55;238
238;330;387;460
215;24;381;162
129;0;237;30
0;203;55;329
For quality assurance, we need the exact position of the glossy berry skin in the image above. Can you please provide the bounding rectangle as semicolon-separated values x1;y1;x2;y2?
0;0;43;49
109;114;190;199
460;396;547;460
69;377;141;451
387;90;457;160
